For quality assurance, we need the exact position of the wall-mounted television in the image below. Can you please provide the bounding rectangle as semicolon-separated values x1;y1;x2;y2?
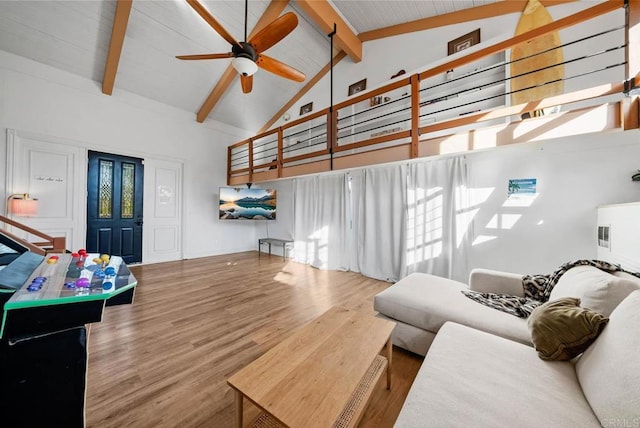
219;187;277;220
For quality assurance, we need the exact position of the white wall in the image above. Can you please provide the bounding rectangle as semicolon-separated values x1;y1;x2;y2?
467;129;640;275
0;50;257;260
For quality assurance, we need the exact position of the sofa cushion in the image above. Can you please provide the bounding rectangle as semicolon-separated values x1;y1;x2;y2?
528;297;608;361
549;266;640;316
612;270;640;286
576;290;640;426
374;273;531;346
394;322;601;427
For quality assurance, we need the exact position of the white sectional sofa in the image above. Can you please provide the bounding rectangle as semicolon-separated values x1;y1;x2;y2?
374;266;640;356
374;266;640;427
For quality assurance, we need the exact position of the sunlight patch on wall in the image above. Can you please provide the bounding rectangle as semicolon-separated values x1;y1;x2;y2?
455;185;480;248
439;133;472;155
486;213;522;230
503;193;538;208
472;235;498;246
456;186;494;247
512;105;612;142
457;207;478;248
469;187;494;205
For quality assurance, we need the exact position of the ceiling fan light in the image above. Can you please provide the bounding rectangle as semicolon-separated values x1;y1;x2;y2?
232;57;258;76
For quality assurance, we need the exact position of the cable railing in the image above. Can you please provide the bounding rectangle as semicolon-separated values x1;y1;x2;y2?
228;0;638;185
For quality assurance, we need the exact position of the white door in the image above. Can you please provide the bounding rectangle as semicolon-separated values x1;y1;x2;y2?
143;158;183;263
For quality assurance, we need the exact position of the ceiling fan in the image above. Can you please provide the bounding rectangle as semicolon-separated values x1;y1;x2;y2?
177;0;306;94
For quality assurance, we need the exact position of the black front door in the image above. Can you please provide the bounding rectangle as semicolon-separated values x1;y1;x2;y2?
86;151;143;264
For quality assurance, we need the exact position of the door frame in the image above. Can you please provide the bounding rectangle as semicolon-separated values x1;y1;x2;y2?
86;150;145;264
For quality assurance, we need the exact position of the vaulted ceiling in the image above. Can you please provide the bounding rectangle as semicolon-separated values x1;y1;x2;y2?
1;0;565;134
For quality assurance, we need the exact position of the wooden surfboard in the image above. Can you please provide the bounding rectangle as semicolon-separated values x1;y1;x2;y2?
510;0;564;112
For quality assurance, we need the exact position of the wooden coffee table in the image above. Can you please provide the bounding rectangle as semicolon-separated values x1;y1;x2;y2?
227;306;395;428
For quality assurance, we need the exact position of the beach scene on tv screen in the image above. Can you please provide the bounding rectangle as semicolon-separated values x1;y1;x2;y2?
219;188;277;220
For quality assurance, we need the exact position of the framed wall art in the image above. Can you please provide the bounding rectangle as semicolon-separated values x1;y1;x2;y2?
447;29;480;55
348;78;367;96
299;102;313;115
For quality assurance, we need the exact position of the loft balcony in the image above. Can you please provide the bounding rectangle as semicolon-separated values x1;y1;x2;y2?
228;0;639;185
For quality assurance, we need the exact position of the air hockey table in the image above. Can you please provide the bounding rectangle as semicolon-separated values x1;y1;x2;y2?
0;251;137;427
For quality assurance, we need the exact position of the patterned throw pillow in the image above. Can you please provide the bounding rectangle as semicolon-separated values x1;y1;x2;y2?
527;297;609;361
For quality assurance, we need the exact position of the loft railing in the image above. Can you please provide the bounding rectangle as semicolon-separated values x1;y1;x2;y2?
228;0;639;185
0;215;67;255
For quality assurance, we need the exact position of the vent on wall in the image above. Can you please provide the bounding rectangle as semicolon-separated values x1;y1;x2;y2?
597;225;610;249
597;202;640;272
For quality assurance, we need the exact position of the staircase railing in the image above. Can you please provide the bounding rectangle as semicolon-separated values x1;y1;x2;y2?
0;215;67;255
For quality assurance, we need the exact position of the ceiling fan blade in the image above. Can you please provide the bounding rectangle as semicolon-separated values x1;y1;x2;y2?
186;0;241;48
176;52;234;60
256;55;305;82
249;12;298;53
241;75;253;94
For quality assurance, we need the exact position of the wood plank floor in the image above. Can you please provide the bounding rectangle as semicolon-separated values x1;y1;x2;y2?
85;251;423;428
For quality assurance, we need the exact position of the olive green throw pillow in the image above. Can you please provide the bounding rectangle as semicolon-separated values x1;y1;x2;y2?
527;297;609;361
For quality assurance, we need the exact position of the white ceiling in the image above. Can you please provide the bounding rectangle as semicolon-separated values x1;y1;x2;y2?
0;0;498;133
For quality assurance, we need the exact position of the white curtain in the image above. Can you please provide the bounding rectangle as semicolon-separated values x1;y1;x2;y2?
406;156;471;282
292;174;348;270
355;165;408;281
345;170;364;272
290;155;471;282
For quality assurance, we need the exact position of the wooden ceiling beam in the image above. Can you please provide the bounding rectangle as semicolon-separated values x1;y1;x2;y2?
102;0;133;95
295;0;362;62
359;0;578;42
248;0;291;37
196;0;290;123
258;50;347;133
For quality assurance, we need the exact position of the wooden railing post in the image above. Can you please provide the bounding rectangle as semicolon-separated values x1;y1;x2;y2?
51;236;67;253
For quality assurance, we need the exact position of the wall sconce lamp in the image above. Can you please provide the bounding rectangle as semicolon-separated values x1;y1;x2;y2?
6;193;39;217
